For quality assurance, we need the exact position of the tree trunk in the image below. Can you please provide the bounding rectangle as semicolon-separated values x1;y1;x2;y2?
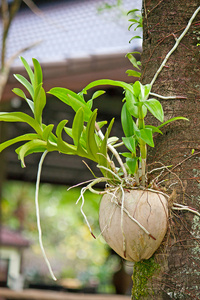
138;1;200;299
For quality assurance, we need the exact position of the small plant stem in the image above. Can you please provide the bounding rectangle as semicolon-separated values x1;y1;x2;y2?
95;122;128;178
150;5;200;86
35;150;57;281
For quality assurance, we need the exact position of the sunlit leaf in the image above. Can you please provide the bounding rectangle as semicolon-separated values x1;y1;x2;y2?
0;112;42;135
33;58;43;89
20;56;34;85
72;107;84;146
0;133;39;152
125;54;140;70
86;109;99;162
16;139;47;167
12;88;34;114
13;74;34;99
34;84;46;124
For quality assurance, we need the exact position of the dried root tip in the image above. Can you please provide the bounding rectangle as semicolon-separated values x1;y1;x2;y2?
91;232;96;239
149;234;156;240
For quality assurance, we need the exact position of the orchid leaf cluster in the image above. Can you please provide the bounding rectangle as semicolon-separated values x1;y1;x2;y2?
0;57;187;187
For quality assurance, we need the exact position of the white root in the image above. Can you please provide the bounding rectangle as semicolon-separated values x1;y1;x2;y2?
172;203;200;217
35;151;57;281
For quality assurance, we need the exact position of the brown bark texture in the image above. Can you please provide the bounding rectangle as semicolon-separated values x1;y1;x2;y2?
139;0;200;299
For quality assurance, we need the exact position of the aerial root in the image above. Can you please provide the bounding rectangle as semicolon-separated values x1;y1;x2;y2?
172;203;200;217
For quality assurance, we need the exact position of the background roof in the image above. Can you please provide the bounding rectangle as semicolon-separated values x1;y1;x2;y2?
2;0;142;67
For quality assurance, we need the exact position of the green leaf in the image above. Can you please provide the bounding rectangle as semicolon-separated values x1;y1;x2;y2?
127;9;140;15
86;109;99;162
157;117;189;129
34;85;46;124
121;102;135;137
33;58;43;89
20;56;34;85
120;152;132;158
87;90;106;110
0;133;39;152
144;98;164;122
125;54;140;70
82;79;134;95
125;89;139;118
122;136;136;154
12;88;34;114
0;112;42;135
145;125;163;134
126;157;138;175
16;139;47;167
72;107;84;146
48;88;92;121
129;36;142;43
42;124;54;141
97;118;114;178
139;128;154;147
14;74;34;99
126;70;141;78
56;120;77;154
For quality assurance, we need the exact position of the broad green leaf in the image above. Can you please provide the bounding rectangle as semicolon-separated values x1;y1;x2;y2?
86;109;99;162
126;70;141;78
0;112;42;135
48;88;92;121
121;102;135;137
122;136;136;154
72;107;84;146
0;133;39;152
125;53;140;70
144;98;164;122
126;157;138;175
34;85;46;124
139;128;154;147
16;139;47;167
20;56;34;85
33;58;43;89
157;117;189;129
12;88;34;114
82;79;134;95
64;127;73;138
14;74;34;99
143;84;151;100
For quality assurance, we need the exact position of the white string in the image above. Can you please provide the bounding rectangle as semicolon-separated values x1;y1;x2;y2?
35;150;57;281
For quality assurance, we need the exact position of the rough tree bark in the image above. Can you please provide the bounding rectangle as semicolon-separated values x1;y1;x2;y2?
139;0;200;299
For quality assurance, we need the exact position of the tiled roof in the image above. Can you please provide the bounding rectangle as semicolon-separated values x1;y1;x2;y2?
0;0;142;67
0;227;30;248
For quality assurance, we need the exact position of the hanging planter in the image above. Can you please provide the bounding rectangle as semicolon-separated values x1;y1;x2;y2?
99;189;168;262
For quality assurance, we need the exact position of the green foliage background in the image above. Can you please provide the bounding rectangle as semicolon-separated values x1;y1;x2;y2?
2;180;120;291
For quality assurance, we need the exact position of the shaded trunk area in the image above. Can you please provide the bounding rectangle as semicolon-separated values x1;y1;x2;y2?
136;0;200;298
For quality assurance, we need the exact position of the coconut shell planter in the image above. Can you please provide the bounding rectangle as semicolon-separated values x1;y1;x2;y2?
99;189;168;262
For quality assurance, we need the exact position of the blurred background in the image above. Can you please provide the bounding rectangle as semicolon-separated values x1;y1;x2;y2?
0;0;142;296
